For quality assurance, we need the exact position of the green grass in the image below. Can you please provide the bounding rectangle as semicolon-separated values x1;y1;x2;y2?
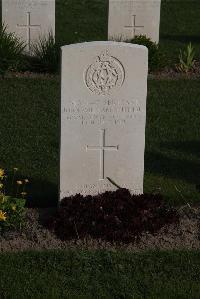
0;249;199;298
55;0;200;66
0;78;59;207
0;0;199;206
145;79;200;205
0;3;199;295
1;0;199;67
160;0;200;65
0;78;199;207
56;0;108;45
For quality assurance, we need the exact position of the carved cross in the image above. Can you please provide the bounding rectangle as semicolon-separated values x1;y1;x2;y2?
17;12;41;52
86;129;119;180
124;15;144;38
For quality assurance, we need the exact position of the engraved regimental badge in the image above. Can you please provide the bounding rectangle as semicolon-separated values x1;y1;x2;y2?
85;51;125;96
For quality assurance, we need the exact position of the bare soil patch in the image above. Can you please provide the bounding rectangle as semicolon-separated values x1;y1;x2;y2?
2;61;200;80
3;71;59;79
149;61;200;80
0;204;199;253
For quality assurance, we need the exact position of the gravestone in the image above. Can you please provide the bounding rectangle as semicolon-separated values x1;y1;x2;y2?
60;41;148;200
2;0;55;53
108;0;161;43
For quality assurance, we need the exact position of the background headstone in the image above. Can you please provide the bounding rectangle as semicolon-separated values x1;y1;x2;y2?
60;41;148;199
108;0;161;43
2;0;55;53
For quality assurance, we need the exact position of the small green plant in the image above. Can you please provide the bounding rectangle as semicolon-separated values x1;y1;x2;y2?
0;168;28;233
31;31;60;73
130;35;165;72
176;43;195;73
0;24;25;77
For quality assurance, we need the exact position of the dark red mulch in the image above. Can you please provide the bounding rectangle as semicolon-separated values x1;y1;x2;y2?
47;189;178;243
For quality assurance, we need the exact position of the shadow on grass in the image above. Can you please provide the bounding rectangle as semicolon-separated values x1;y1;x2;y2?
160;34;200;43
26;178;58;208
4;171;58;208
20;140;200;207
161;140;200;158
145;141;200;186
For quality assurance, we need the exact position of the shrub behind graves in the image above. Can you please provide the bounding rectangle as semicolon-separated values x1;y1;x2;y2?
130;35;165;72
48;189;178;243
30;32;60;73
0;24;25;77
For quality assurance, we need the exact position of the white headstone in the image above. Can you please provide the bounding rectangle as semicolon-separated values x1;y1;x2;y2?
2;0;55;53
60;41;148;200
108;0;161;44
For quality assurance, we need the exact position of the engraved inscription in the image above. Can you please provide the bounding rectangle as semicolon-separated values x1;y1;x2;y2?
131;1;160;11
63;98;142;126
62;182;115;197
85;51;125;96
62;183;143;197
86;129;119;180
16;0;48;9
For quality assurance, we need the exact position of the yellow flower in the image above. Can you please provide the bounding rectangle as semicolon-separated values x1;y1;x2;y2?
0;168;5;179
16;180;23;185
24;179;29;183
0;210;7;222
11;205;16;212
0;183;3;189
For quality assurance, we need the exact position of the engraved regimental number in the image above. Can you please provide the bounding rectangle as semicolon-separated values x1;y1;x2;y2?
85;51;125;95
86;129;119;180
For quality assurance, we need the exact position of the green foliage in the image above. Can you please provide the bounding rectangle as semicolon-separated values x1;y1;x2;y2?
0;24;25;77
176;43;195;73
0;196;26;233
0;250;200;298
31;32;60;73
0;168;27;233
130;35;166;72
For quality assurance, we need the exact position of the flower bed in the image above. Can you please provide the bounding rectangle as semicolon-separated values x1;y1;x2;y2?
48;189;178;243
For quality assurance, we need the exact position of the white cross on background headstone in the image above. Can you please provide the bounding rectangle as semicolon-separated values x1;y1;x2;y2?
17;12;41;52
86;129;119;180
124;15;144;38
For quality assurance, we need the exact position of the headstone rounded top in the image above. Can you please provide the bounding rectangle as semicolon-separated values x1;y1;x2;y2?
61;41;148;53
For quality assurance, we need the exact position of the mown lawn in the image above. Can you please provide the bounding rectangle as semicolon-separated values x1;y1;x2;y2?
56;0;200;65
0;2;199;297
0;249;199;298
0;78;199;207
160;0;200;65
